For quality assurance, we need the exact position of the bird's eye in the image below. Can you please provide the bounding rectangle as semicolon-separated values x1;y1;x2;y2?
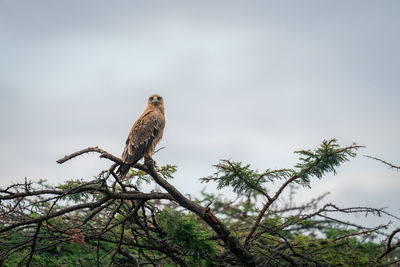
149;97;153;101
158;96;162;100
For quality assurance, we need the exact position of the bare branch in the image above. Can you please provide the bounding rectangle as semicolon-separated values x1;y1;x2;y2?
364;155;400;170
379;228;400;259
57;146;123;165
26;222;41;267
0;197;110;234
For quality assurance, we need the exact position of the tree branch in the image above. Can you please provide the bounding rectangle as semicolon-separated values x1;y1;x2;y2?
26;222;41;267
144;160;256;267
364;155;400;170
0;197;110;234
244;143;362;247
379;228;400;259
244;173;300;247
57;147;123;165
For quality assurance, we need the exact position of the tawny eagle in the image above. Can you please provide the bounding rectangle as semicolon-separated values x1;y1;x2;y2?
116;94;165;177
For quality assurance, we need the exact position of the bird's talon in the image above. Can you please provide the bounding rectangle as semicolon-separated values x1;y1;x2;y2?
145;157;156;166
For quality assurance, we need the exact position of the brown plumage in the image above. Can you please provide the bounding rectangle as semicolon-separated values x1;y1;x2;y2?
116;94;165;177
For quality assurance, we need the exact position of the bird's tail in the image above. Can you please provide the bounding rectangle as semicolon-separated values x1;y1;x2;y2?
116;163;131;180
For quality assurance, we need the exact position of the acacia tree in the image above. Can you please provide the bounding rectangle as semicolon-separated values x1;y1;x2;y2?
0;139;399;266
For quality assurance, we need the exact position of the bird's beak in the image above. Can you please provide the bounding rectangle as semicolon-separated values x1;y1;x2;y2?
152;97;159;103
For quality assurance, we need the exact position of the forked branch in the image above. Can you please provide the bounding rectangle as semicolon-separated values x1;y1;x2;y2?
379;228;400;259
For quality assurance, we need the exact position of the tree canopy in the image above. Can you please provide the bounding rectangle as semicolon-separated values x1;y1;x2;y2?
0;139;399;266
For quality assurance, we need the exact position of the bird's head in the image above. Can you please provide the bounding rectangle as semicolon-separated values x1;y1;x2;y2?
148;94;164;110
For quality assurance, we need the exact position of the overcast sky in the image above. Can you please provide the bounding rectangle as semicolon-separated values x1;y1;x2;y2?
1;1;399;230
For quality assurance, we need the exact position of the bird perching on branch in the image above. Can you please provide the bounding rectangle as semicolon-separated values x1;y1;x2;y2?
116;94;165;178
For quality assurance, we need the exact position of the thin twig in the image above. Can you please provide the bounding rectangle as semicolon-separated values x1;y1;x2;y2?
26;222;41;267
364;155;400;170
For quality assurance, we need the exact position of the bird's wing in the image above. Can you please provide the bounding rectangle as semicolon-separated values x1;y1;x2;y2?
121;110;162;165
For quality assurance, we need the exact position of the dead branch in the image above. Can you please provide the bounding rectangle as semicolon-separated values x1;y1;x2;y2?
57;146;123;165
379;228;400;259
26;222;41;267
364;155;400;170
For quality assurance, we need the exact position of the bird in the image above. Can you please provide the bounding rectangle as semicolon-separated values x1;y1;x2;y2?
116;94;165;178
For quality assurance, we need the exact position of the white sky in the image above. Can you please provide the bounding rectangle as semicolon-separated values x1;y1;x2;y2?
1;1;399;231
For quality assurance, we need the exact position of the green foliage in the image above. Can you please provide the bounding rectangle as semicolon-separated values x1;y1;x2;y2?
55;179;92;201
127;168;152;186
202;139;360;194
158;208;215;265
293;139;359;186
1;232;124;266
251;227;383;266
324;227;356;239
56;179;85;191
201;160;262;195
158;164;178;179
128;164;177;187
